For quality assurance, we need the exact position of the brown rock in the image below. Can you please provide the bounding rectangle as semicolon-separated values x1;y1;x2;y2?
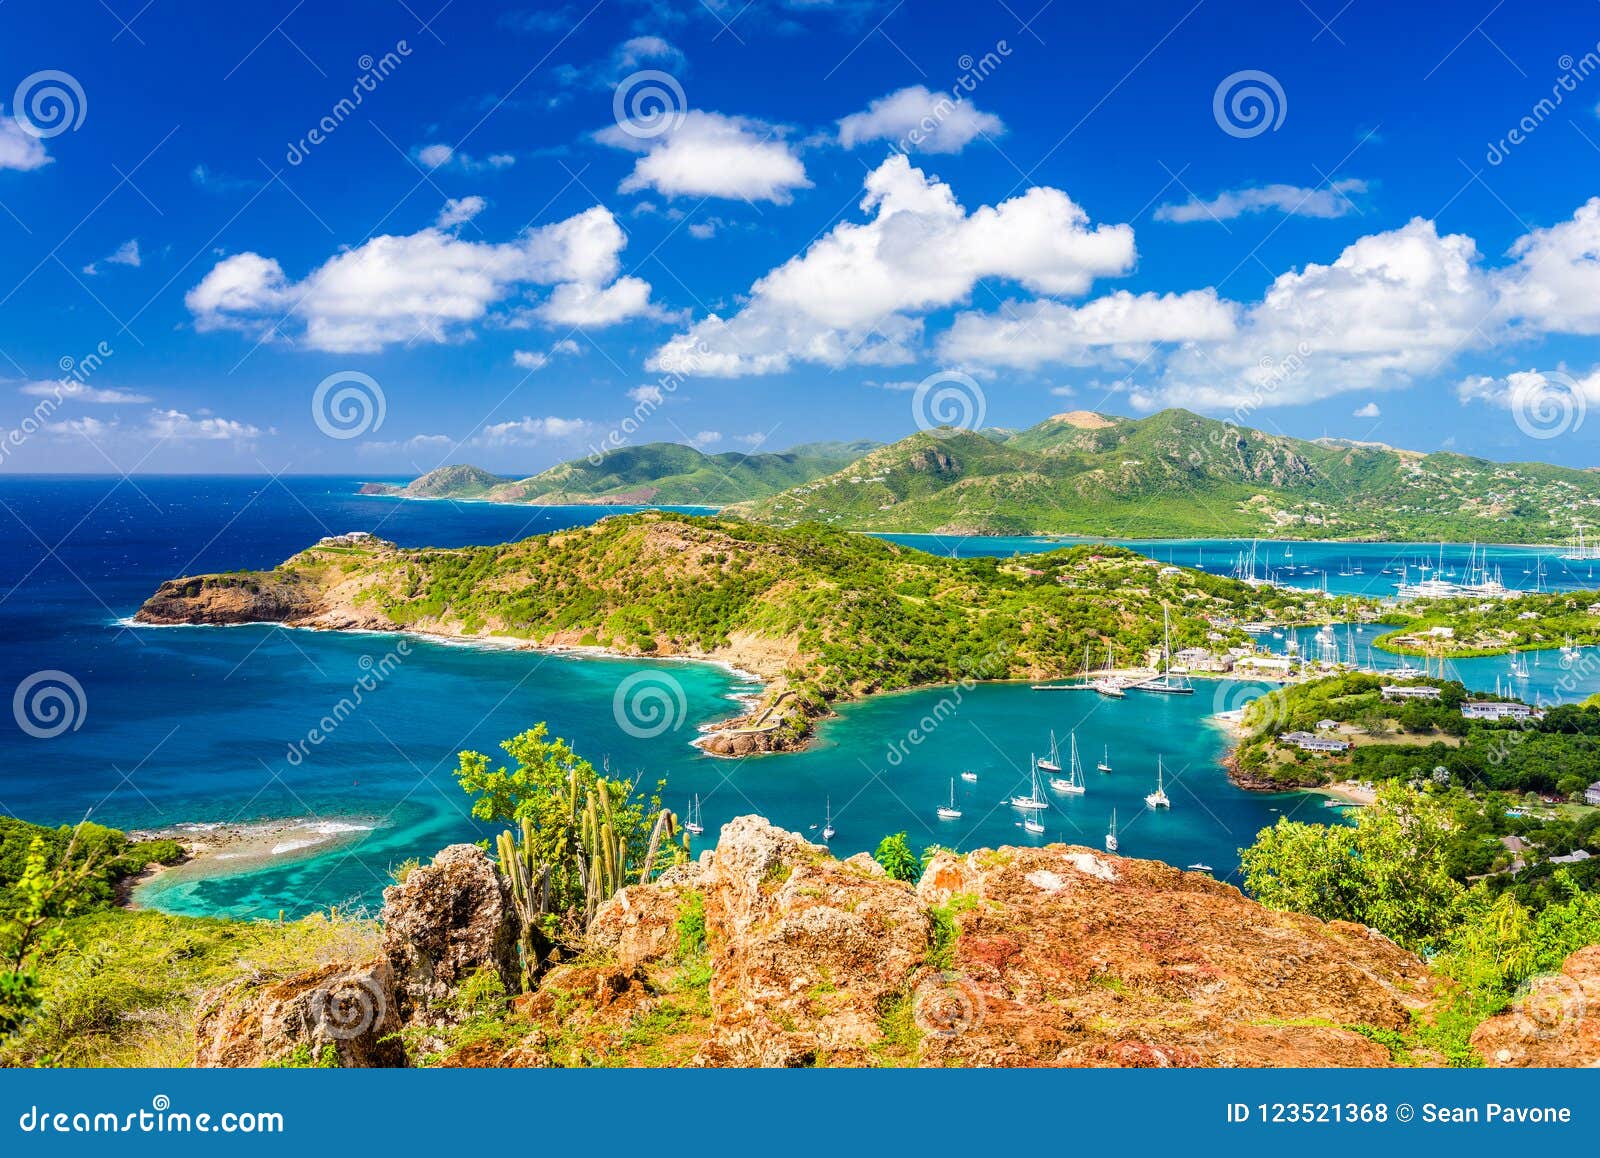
1472;945;1600;1067
194;959;403;1068
381;844;519;1026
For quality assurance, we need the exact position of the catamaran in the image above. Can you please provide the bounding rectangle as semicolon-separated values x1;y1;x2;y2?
1144;758;1171;809
1038;730;1063;774
1131;604;1194;695
936;778;962;820
1011;757;1049;812
1049;733;1087;795
1096;744;1112;773
685;794;705;836
1104;809;1118;852
821;797;836;842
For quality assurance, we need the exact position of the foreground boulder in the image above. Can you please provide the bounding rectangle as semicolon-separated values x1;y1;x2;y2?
1471;945;1600;1067
483;817;1439;1068
194;959;403;1068
380;844;519;1027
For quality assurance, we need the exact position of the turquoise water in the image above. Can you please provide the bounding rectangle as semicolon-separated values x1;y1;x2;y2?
881;533;1595;598
5;477;1593;920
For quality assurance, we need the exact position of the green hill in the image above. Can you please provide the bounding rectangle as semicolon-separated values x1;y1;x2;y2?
732;409;1600;542
362;441;879;508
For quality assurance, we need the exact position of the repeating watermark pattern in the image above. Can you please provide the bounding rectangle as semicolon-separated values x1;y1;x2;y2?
12;670;87;739
312;370;386;440
11;69;87;138
911;970;985;1038
1508;370;1584;440
285;43;413;165
1511;971;1587;1041
893;41;1013;154
309;973;388;1040
883;643;1011;767
0;339;115;468
912;369;987;439
612;69;687;141
612;670;689;739
1486;48;1600;165
285;643;410;766
1212;69;1286;139
584;339;712;464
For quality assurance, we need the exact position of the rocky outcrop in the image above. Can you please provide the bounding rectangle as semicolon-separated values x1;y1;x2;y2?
194;959;403;1068
137;574;324;626
380;844;519;1028
1472;945;1600;1067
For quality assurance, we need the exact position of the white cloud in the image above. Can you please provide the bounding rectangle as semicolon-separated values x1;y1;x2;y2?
1155;179;1368;223
19;380;153;404
415;144;516;172
475;416;594;445
83;239;141;276
1353;401;1381;418
147;409;265;441
650;155;1136;376
1495;197;1600;335
512;339;581;370
186;204;661;352
356;433;454;455
938;290;1239;369
688;430;722;448
600;110;810;204
1457;367;1600;411
435;196;486;230
837;85;1005;154
628;384;664;406
0;111;49;171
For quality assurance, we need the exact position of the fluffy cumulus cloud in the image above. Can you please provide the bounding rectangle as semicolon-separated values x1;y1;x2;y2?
146;409;265;441
476;416;594;446
1155;179;1368;223
512;338;581;370
650;155;1136;375
837;85;1005;154
186;204;662;352
1353;401;1381;418
1494;197;1600;335
938;290;1238;368
1457;367;1600;412
0;110;49;171
599;110;810;204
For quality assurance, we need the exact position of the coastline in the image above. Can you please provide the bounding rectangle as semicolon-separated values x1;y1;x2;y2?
123;816;380;909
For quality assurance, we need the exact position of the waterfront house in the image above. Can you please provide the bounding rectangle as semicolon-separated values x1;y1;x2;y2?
1550;849;1593;864
1460;701;1540;721
1586;781;1600;806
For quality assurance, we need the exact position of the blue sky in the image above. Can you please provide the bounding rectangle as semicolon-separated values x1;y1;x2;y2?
4;0;1600;476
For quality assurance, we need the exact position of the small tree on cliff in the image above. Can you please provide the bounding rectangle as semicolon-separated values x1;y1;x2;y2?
874;833;920;883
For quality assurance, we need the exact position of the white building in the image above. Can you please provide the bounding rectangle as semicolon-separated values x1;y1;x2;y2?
1381;685;1442;701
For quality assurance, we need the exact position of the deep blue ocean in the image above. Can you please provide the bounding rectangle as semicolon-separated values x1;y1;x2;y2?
2;476;1594;920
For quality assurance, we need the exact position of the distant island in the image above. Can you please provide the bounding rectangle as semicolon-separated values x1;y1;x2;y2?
360;407;1600;544
134;512;1338;756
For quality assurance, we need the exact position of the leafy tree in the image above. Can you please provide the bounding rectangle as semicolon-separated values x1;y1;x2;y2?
1241;784;1464;951
874;833;920;883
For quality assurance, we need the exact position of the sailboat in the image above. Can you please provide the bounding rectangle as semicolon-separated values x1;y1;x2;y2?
685;794;705;836
1022;811;1045;835
1562;635;1578;658
1144;758;1171;809
936;779;962;820
1049;733;1087;795
1096;744;1112;773
821;798;836;842
1038;730;1062;774
1011;757;1049;812
1508;649;1530;680
1131;604;1194;695
1104;809;1119;853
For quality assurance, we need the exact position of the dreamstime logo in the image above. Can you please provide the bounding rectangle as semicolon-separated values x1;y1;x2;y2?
285;643;410;766
912;971;985;1038
12;669;87;738
1508;370;1585;440
1212;70;1286;139
310;973;387;1040
12;70;87;138
883;643;1011;767
912;370;986;439
612;69;686;141
312;371;386;439
1511;972;1586;1041
1212;681;1290;735
285;43;412;165
612;670;688;739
